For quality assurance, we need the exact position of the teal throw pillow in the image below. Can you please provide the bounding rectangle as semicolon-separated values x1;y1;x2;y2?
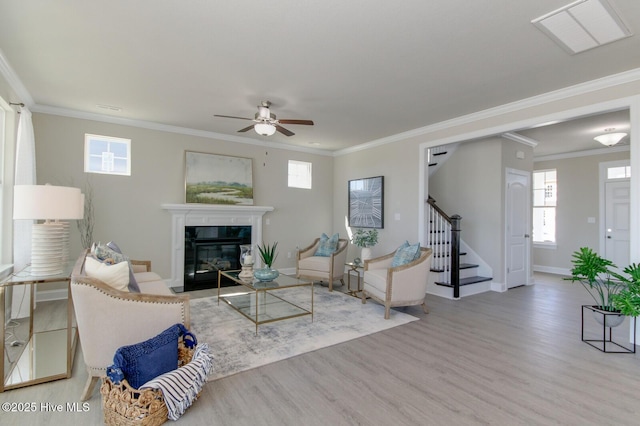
391;241;421;267
315;233;339;257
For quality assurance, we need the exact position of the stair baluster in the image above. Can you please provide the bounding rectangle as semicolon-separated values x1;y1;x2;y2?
426;196;454;288
450;215;461;299
427;196;492;298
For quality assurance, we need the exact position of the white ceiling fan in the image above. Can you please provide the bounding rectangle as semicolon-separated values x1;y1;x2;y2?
214;100;314;136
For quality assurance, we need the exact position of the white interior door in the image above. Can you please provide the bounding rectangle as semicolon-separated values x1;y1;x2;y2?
506;169;530;289
604;180;630;270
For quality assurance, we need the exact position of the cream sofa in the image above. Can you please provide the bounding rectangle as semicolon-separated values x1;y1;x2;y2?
70;249;190;400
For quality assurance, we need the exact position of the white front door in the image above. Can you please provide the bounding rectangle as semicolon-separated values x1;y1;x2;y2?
604;180;630;271
506;169;531;289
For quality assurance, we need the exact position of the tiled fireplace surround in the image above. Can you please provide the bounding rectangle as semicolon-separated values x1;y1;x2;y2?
162;204;274;290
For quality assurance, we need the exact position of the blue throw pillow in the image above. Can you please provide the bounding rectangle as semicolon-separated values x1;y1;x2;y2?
315;233;339;257
106;323;196;389
391;241;421;267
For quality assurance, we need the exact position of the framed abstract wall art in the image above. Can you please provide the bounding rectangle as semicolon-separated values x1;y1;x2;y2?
184;151;254;205
348;176;384;228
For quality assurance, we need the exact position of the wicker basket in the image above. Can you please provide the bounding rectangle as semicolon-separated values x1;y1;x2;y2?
101;338;195;426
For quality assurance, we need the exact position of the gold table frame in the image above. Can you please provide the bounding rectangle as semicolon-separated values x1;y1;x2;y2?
345;262;364;296
218;270;313;334
1;262;77;392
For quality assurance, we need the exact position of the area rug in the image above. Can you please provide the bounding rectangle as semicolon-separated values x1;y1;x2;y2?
189;287;418;380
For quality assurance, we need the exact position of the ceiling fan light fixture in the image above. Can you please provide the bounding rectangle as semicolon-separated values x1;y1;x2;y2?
255;122;276;136
594;132;627;146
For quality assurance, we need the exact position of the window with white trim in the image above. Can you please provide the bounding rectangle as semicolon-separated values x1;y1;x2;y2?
533;169;557;244
84;134;131;176
288;160;312;189
607;165;631;179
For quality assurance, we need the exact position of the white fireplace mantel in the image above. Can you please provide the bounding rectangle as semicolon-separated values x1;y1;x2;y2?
162;203;274;289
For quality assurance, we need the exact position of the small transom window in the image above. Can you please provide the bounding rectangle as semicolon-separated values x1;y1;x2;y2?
84;134;131;176
288;160;312;189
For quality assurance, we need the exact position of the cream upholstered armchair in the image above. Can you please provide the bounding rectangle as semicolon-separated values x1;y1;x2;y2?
361;247;432;319
296;238;348;291
70;250;190;401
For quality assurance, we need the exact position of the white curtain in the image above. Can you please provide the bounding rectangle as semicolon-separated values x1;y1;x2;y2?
12;107;36;318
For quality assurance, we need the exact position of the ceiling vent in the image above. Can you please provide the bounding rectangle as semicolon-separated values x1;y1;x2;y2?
532;0;632;54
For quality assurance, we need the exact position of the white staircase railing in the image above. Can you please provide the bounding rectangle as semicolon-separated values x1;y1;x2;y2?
427;197;452;284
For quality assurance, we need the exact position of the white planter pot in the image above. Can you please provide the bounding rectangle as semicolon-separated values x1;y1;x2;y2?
591;306;625;328
361;247;373;261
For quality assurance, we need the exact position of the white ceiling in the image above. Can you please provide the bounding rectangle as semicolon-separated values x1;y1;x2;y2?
516;109;631;157
0;1;639;154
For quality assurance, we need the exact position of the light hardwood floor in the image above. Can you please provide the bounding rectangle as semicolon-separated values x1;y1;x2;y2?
2;273;639;425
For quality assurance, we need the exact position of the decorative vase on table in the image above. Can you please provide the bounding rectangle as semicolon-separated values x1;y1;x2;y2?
255;241;279;282
360;247;373;261
352;228;378;262
239;244;254;279
253;268;279;282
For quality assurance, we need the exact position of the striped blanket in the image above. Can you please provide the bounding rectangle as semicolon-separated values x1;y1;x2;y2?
140;343;213;420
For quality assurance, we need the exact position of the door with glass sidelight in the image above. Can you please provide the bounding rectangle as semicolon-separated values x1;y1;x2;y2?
602;161;630;273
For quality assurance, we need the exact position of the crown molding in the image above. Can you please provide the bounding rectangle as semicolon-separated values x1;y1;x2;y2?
0;49;34;106
4;37;640;159
29;104;333;157
501;132;539;147
334;67;640;156
533;144;630;162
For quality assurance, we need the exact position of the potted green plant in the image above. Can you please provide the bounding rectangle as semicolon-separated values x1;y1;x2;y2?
566;247;627;326
352;229;378;260
612;263;640;317
254;241;279;282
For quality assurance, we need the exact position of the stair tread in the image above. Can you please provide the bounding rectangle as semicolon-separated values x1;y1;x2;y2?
459;263;479;269
434;276;492;287
430;263;478;273
432;252;467;258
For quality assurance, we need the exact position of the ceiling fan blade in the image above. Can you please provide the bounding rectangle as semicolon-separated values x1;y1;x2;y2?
214;114;253;121
237;125;255;133
275;124;295;136
278;119;314;126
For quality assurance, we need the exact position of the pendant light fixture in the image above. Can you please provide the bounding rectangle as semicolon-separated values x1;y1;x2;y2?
594;128;627;147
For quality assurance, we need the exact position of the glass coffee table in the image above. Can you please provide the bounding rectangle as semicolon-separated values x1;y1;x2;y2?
217;270;313;334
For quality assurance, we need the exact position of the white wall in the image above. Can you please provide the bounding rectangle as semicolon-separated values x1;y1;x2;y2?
333;76;640;290
426;137;534;284
5;69;640;294
534;150;630;272
32;113;334;279
333;141;423;262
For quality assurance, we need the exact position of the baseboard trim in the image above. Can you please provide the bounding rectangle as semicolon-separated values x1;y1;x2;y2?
533;265;570;276
280;267;297;276
35;288;68;302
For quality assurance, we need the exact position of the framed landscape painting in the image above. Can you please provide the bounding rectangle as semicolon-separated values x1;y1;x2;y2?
185;151;254;205
348;176;384;229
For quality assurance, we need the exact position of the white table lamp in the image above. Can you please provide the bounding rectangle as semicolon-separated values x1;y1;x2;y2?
13;185;84;276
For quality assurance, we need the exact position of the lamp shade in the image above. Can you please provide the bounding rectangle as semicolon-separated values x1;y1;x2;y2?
254;123;276;136
14;185;84;220
594;132;627;147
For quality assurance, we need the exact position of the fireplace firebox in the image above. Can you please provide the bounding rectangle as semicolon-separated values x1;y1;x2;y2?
184;225;251;291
